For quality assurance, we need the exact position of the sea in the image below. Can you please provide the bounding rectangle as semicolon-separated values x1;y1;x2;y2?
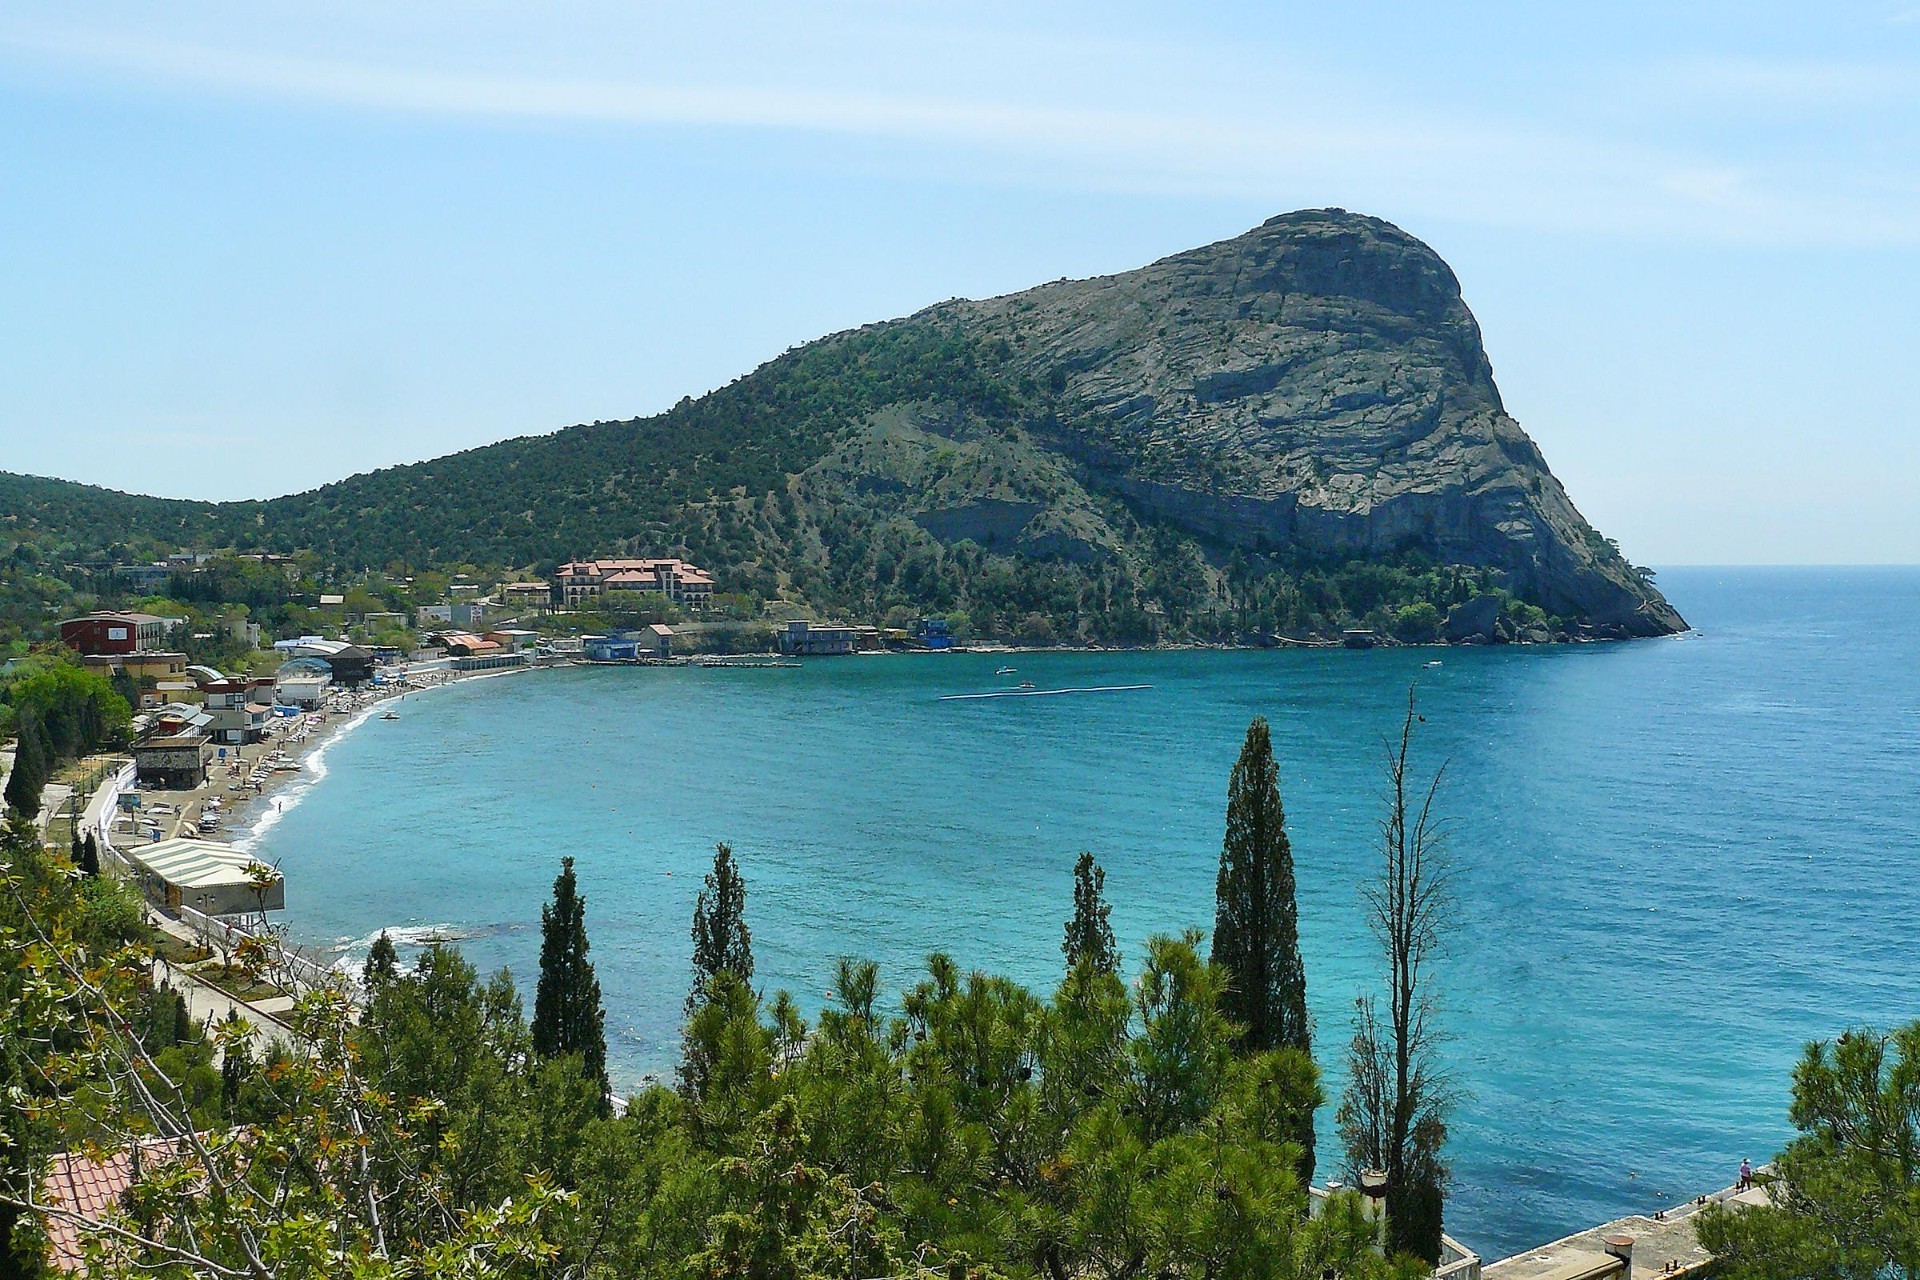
250;566;1920;1260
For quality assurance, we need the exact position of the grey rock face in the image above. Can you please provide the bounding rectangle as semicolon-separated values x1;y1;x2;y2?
931;209;1685;636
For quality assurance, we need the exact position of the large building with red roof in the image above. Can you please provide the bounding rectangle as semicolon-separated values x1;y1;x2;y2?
551;558;714;609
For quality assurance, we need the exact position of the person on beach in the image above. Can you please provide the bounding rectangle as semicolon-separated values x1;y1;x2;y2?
1739;1158;1753;1190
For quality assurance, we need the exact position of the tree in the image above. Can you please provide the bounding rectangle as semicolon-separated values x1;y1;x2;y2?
364;930;399;986
1337;686;1455;1264
4;712;48;820
78;833;100;878
530;856;609;1105
1211;717;1310;1057
1696;1022;1920;1278
1063;851;1118;976
687;842;753;1015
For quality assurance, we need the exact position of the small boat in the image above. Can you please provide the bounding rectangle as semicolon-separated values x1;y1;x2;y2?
1018;679;1036;690
996;667;1017;675
1424;660;1443;668
380;710;400;721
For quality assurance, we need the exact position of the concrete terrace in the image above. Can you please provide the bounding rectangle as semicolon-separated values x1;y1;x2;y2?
1485;1179;1772;1279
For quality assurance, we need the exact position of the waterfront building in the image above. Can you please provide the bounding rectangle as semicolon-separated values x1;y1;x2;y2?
776;620;881;655
200;678;272;745
273;662;332;708
126;837;283;916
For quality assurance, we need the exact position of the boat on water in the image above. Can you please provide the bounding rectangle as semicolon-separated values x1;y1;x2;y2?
1424;659;1443;668
996;666;1016;675
1018;680;1036;689
380;710;400;721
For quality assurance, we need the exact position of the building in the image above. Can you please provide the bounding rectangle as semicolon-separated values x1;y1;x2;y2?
272;637;373;685
274;662;332;708
59;611;170;655
499;581;553;614
647;622;675;657
482;628;541;655
416;604;454;627
776;620;880;656
583;632;642;661
111;562;174;591
39;1140;183;1272
914;618;956;650
552;558;715;609
132;729;212;789
201;678;272;745
126;837;284;916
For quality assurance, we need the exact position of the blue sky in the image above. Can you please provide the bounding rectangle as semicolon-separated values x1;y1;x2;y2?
1;3;1915;563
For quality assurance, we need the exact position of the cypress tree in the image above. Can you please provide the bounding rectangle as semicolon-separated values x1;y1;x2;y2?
1211;716;1310;1055
1062;850;1119;976
79;833;100;877
531;856;610;1105
687;842;752;1014
4;713;47;820
364;931;399;986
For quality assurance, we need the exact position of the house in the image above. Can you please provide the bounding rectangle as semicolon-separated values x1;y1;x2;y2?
59;611;170;655
127;837;283;915
914;618;956;650
776;620;880;656
552;558;715;609
498;581;553;613
647;623;675;657
39;1140;184;1272
200;679;272;745
415;604;454;627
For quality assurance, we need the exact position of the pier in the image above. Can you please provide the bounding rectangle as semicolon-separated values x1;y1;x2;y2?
1484;1175;1771;1279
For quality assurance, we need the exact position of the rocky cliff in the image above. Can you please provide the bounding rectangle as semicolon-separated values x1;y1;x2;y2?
912;209;1682;635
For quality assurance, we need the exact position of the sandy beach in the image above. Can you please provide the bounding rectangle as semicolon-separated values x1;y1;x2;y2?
105;662;553;857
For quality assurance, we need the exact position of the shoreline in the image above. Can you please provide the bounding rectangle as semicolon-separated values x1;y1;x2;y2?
231;662;552;851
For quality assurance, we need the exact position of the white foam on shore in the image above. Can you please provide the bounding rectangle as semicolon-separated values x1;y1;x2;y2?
232;701;385;850
235;665;542;851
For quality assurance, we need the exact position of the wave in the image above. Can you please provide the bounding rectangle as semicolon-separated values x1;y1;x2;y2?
233;700;386;851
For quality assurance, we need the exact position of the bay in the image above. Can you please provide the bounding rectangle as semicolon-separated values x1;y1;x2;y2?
256;566;1920;1260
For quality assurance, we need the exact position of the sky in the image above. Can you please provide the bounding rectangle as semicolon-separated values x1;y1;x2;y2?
1;3;1916;564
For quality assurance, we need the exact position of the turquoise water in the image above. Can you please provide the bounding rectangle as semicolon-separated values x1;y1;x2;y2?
256;567;1920;1260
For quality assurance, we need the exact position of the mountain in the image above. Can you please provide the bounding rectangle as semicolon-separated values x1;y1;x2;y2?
0;209;1683;642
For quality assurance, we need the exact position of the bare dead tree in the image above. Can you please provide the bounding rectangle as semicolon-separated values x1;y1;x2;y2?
1337;683;1456;1264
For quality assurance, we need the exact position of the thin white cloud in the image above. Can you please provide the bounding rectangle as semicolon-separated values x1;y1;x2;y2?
1;17;1916;247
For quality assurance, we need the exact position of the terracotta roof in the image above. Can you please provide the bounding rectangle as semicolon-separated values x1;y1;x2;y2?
40;1141;181;1271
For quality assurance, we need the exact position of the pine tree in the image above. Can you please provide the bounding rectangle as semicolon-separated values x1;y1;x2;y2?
687;842;752;1014
1211;716;1310;1057
1063;851;1119;976
531;856;609;1106
4;713;48;820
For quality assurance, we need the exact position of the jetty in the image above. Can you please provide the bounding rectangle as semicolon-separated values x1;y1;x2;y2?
1483;1174;1772;1279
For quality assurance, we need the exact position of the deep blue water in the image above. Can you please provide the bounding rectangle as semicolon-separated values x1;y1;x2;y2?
254;567;1920;1260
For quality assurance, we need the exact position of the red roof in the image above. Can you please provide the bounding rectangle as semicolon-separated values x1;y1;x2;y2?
40;1142;181;1270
